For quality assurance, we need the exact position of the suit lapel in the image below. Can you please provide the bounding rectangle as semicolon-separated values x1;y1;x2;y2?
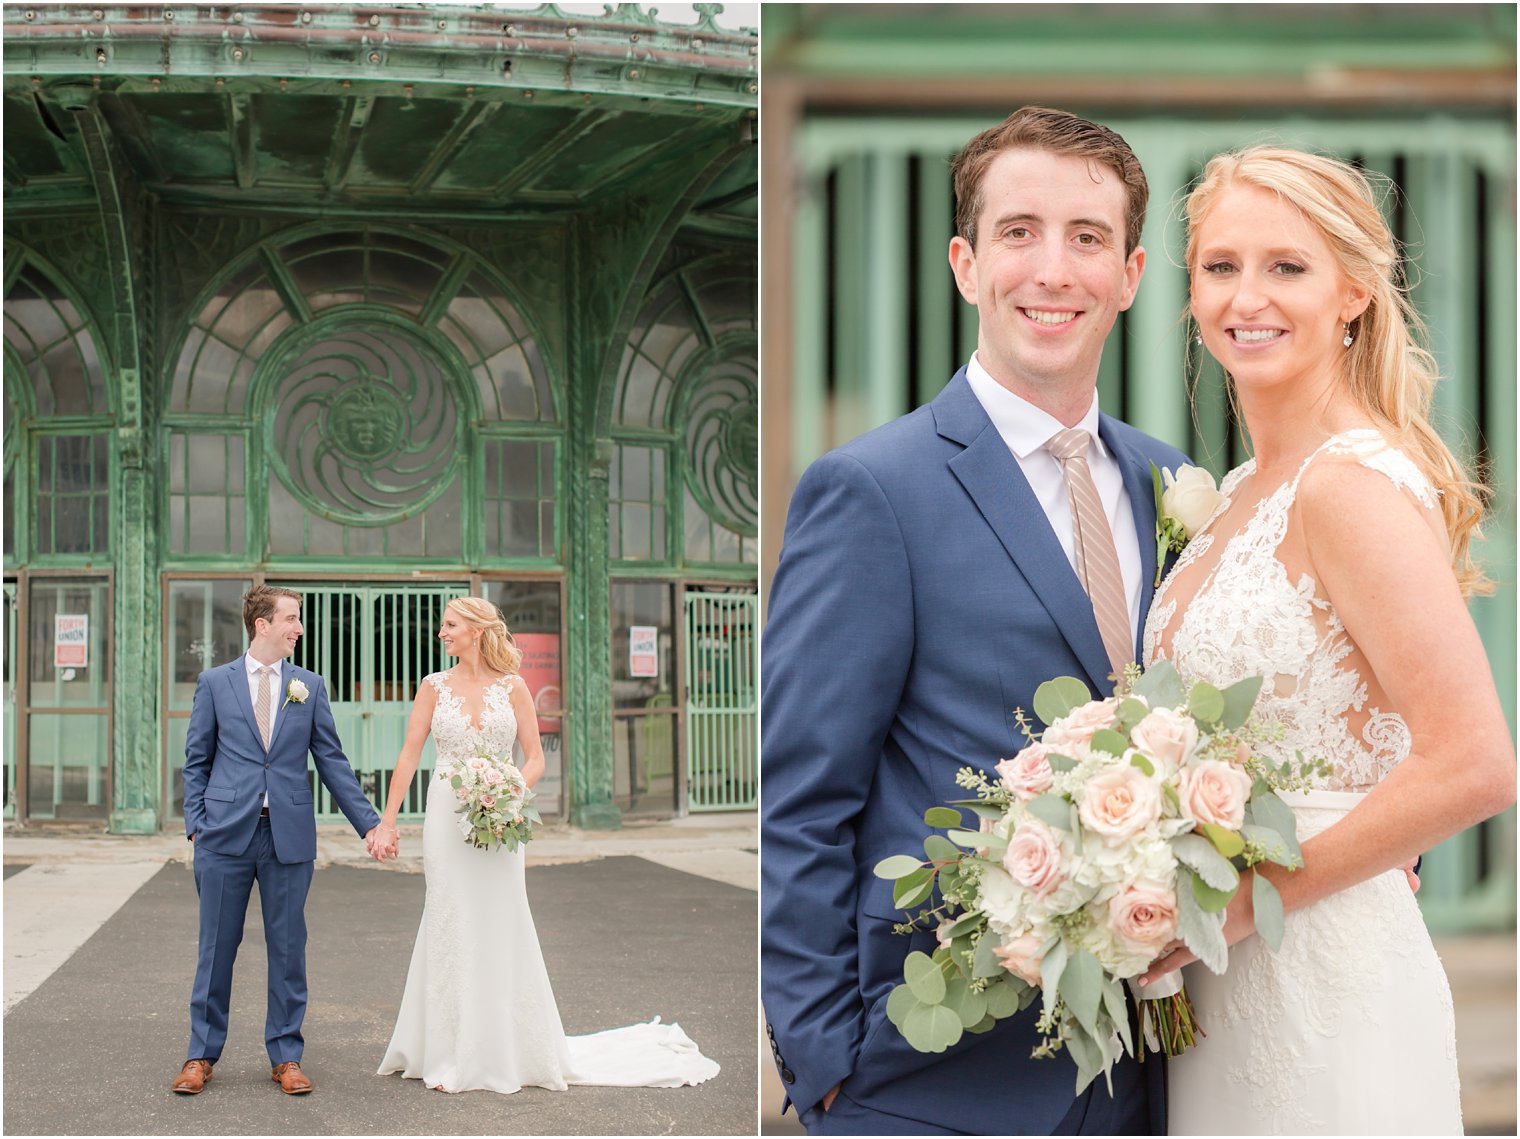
935;376;1115;695
225;658;266;750
1100;416;1162;663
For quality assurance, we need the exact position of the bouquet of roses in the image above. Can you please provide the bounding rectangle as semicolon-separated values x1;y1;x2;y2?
874;660;1324;1093
446;747;540;851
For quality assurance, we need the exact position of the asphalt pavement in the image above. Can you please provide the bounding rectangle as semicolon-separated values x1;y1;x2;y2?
3;816;758;1136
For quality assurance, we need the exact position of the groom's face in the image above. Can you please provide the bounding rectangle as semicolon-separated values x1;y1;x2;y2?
949;147;1144;410
254;596;304;660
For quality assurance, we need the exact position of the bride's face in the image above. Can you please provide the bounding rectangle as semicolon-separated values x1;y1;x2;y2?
438;611;476;658
1190;183;1369;400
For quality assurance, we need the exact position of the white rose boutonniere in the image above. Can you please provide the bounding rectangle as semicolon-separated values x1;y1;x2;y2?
1152;463;1228;585
283;678;309;709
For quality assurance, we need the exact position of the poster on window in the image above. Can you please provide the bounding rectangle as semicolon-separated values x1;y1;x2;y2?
628;625;659;677
514;633;562;733
55;614;89;669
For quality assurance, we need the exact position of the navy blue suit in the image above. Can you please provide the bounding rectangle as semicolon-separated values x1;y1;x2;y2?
182;657;379;1065
761;371;1188;1135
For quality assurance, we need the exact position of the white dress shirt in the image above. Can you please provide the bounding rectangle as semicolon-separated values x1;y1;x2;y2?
964;354;1143;642
244;650;283;807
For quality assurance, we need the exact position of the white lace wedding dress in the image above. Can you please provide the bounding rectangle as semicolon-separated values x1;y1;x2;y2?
377;670;720;1094
1143;431;1461;1136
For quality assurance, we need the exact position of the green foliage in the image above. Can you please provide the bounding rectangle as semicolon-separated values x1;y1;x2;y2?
1189;869;1235;913
874;854;925;880
902;1000;963;1053
1026;793;1073;830
1131;658;1184;707
1240;823;1295;867
1199;822;1246;859
1171;832;1240;891
1129;751;1155;777
942;973;989;1028
1218;676;1264;731
1176;869;1228;973
923;834;959;864
924;806;963;829
885;983;916;1027
1047;752;1078;773
1033;676;1094;726
1248;786;1303;862
1252;872;1285;950
1090;728;1128;756
1116;697;1150;732
904;950;946;1003
1060;949;1104;1039
893;867;935;909
1189;682;1225;725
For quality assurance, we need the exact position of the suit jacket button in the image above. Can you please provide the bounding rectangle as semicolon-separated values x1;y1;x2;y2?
780;1067;795;1084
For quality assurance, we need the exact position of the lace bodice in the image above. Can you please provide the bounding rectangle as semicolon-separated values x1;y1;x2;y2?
1143;430;1439;793
426;670;518;771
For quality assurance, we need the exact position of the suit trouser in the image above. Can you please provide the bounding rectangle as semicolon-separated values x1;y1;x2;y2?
187;817;314;1065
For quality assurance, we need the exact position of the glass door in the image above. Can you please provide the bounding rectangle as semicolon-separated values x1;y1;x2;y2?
25;575;111;820
4;580;17;819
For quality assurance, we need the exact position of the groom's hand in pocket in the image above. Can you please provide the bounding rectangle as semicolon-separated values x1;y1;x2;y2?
822;1085;840;1113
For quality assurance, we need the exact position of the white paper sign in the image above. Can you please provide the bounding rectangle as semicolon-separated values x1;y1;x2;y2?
55;613;88;669
628;625;658;677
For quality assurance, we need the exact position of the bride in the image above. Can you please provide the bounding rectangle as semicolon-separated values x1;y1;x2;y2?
1138;147;1514;1134
374;596;719;1094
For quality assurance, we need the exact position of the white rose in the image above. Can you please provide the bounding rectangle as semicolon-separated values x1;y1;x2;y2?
1178;759;1253;831
1077;765;1163;846
1129;708;1199;776
285;678;309;705
1162;465;1228;537
1002;820;1069;899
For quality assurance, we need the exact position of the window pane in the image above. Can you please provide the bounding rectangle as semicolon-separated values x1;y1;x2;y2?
27;712;109;820
28;577;109;707
612;709;677;816
610;580;674;705
168;579;251;709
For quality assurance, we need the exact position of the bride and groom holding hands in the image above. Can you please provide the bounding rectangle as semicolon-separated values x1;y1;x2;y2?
174;587;718;1100
760;107;1514;1134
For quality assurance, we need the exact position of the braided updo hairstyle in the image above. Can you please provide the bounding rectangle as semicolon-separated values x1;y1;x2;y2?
446;597;523;674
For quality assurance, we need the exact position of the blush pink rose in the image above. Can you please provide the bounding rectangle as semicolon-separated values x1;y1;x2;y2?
484;766;504;786
1002;821;1067;898
455;786;470;801
1129;708;1199;772
467;756;489;773
1107;882;1179;955
996;743;1056;800
1077;766;1162;845
1044;698;1119;750
1232;741;1253;768
1179;760;1253;830
992;933;1046;987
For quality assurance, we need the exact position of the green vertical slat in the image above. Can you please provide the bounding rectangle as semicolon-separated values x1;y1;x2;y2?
864;151;910;431
794;139;829;482
917;149;955;398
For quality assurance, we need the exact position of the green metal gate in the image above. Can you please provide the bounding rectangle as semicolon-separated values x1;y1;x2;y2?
288;581;468;822
3;581;14;819
684;590;757;811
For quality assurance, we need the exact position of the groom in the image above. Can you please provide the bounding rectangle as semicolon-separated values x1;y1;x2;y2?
761;107;1189;1135
173;584;399;1096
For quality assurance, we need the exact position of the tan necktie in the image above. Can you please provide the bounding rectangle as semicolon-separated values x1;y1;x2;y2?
256;666;274;750
1047;428;1133;680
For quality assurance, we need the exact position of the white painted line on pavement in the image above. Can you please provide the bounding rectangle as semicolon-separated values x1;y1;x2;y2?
4;862;164;1013
637;850;757;892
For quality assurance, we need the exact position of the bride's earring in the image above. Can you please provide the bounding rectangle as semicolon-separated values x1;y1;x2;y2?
1343;323;1354;348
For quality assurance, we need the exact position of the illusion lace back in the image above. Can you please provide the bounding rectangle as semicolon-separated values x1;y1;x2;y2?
1144;431;1461;1135
377;670;719;1095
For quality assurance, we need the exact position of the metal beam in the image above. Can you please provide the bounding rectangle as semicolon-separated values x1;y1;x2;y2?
224;92;255;190
407;99;501;196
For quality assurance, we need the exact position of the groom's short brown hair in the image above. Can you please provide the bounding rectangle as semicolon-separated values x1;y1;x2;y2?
951;106;1149;255
243;584;302;639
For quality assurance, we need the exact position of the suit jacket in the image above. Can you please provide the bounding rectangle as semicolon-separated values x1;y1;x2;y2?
182;658;380;864
760;370;1189;1133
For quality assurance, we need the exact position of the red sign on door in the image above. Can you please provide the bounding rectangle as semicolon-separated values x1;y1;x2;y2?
54;614;89;669
515;633;562;733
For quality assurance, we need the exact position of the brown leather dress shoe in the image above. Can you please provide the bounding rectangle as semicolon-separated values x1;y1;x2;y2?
271;1061;313;1094
172;1059;213;1095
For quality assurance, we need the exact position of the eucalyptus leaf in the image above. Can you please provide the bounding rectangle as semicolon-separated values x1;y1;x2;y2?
1217;675;1264;732
904;950;947;1004
1026;794;1073;830
1252;872;1286;951
947;829;988;849
1129;752;1155;777
1249;789;1303;861
1199;822;1246;859
1065;1024;1104;1095
895;874;936;910
1117;697;1150;732
1132;660;1184;708
950;799;1005;822
924;806;964;829
965;1013;998;1034
1172;832;1241;891
924;834;960;864
1100;976;1133;1057
885;983;918;1028
937;910;983;941
1040;939;1069;1021
1241;823;1294;867
902;1000;963;1053
1047;752;1078;773
874;854;925;880
1060;949;1104;1039
1175;870;1229;973
1190;870;1235;913
942;973;989;1029
983;976;1024;1018
972;931;1001;979
1033;676;1094;727
1090;728;1128;756
1189;682;1225;724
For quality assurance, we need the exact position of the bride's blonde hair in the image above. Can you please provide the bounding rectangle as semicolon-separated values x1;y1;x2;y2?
1184;146;1492;597
446;597;522;674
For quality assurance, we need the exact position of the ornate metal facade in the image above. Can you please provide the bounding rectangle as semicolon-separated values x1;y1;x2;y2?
3;4;758;831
